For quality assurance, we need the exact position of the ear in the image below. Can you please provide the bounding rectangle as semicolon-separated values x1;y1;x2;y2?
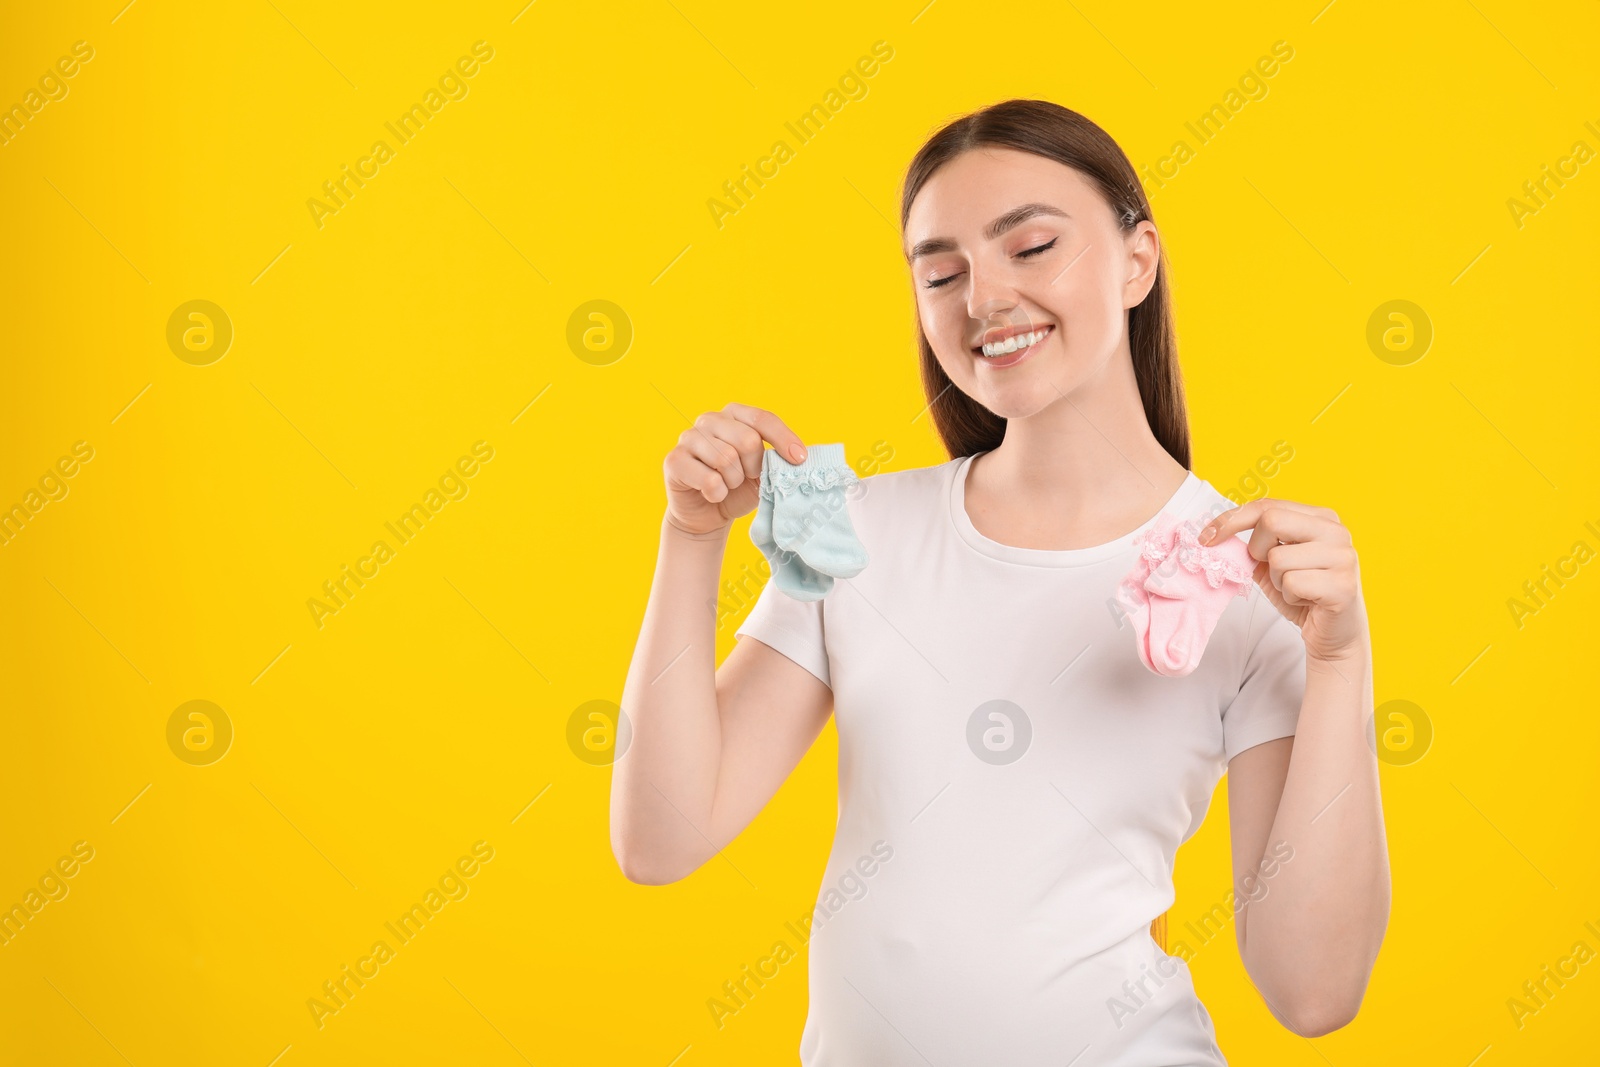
1123;220;1160;309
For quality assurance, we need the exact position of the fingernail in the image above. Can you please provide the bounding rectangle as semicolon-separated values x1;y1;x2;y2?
1199;525;1216;544
791;444;806;462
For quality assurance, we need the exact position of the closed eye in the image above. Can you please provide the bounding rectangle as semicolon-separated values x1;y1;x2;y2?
924;238;1059;289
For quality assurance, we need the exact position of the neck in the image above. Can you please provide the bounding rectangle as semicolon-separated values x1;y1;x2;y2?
977;339;1185;510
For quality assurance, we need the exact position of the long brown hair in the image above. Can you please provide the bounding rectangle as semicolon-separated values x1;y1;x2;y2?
898;98;1191;472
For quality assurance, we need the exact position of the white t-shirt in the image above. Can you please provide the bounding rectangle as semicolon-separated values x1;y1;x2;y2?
733;450;1307;1066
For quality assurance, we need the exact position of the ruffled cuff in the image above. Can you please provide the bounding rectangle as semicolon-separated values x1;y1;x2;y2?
1135;516;1255;588
761;442;858;497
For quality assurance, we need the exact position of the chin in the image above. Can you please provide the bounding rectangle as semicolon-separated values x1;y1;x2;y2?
959;360;1070;410
958;378;1052;419
984;392;1062;420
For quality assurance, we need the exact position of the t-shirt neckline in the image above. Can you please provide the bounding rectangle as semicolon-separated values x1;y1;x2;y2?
947;451;1205;568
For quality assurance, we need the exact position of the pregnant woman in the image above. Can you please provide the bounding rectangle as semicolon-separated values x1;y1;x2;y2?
610;98;1389;1065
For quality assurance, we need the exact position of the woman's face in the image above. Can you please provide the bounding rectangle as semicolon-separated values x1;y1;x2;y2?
904;146;1158;419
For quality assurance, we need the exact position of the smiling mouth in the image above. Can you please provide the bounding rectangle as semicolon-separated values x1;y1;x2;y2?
973;324;1054;358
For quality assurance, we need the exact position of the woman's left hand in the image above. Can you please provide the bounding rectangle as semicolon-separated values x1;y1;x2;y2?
1197;498;1369;665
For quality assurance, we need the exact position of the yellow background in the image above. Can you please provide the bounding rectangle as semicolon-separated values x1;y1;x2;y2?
2;0;1597;1063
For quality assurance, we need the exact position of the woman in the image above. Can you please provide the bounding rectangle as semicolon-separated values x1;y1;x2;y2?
610;98;1389;1065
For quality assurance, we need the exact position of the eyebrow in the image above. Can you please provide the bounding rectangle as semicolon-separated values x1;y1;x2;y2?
906;202;1070;260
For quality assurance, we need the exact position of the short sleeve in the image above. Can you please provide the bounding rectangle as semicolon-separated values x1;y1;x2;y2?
1221;591;1307;763
733;572;831;689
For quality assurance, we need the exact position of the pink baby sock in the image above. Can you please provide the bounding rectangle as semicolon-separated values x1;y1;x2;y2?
1114;517;1168;669
1118;513;1256;677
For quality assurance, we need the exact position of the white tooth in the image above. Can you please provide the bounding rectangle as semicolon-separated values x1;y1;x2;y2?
982;328;1050;356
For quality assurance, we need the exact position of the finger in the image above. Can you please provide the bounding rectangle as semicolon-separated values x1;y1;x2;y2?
1200;497;1346;549
721;402;807;468
677;418;753;496
1198;496;1322;542
664;444;737;504
1240;509;1350;567
1261;541;1350;595
697;411;765;482
1279;566;1345;607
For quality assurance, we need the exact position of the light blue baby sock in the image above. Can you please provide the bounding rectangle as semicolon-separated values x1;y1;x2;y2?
768;443;869;579
750;451;833;601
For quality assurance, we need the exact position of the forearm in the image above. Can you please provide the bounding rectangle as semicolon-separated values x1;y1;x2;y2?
1241;646;1391;1030
608;514;731;882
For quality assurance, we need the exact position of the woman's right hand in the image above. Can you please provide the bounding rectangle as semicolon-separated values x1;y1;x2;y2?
663;402;807;538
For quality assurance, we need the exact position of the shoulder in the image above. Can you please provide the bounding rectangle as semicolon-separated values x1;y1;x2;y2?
848;453;962;512
854;454;959;493
1182;474;1247;528
839;452;964;542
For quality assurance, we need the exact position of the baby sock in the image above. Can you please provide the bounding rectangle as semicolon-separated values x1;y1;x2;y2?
768;443;869;580
1114;526;1162;666
750;458;834;601
1118;513;1255;677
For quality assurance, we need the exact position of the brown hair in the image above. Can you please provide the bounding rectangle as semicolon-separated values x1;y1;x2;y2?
898;98;1191;472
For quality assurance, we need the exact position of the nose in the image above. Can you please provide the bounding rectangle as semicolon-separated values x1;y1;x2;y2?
969;296;1030;343
966;260;1018;323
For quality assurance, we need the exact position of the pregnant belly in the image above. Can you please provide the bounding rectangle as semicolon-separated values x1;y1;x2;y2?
799;907;1228;1066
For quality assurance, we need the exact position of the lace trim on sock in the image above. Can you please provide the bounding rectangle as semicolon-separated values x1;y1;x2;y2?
760;463;859;498
1135;518;1256;588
